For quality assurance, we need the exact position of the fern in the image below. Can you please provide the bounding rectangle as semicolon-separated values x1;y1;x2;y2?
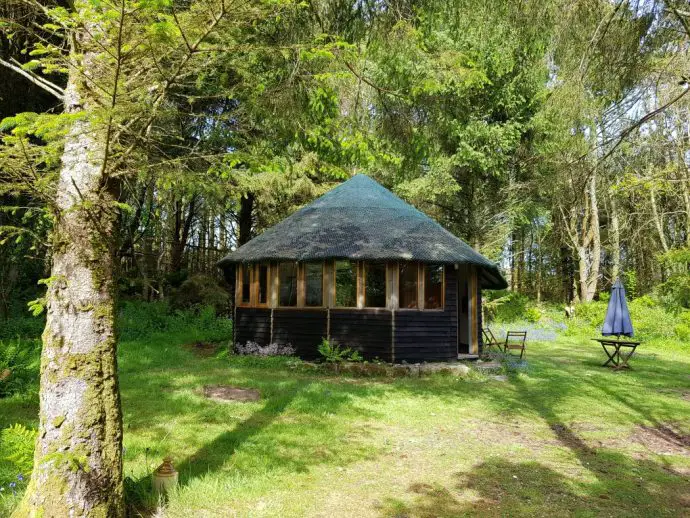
1;424;37;476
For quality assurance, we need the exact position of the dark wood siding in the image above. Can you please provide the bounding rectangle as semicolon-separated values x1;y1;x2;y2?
330;309;393;362
477;289;484;355
272;309;327;360
394;268;458;362
234;269;462;363
235;307;271;346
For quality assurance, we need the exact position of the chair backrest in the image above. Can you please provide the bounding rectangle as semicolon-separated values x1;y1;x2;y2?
482;327;498;345
505;331;527;345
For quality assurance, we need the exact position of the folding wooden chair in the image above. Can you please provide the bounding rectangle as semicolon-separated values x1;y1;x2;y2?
504;331;527;359
482;327;501;353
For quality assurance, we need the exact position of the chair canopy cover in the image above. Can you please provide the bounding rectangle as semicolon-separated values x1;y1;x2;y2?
602;279;634;337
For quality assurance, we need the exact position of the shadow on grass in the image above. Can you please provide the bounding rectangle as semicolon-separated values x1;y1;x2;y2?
378;453;690;517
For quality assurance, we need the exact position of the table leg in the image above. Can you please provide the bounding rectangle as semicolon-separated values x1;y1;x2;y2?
601;343;618;367
615;346;637;370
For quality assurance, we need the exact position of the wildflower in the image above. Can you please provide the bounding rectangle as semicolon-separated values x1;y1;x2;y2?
17;474;24;482
9;482;15;489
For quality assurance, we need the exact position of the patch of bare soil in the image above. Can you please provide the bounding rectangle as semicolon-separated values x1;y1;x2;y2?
186;341;221;357
632;424;690;456
203;385;261;402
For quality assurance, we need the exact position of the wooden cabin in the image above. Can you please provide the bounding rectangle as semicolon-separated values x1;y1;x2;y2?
218;175;507;362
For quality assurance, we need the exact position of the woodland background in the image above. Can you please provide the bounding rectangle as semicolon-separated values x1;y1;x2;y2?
1;0;690;318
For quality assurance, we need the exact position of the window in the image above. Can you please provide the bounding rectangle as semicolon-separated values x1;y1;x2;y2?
257;264;269;305
278;262;298;306
399;262;418;309
241;265;251;304
335;260;357;307
365;262;386;307
305;263;323;306
425;264;444;309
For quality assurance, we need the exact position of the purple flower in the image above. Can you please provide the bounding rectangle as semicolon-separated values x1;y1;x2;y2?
9;482;16;488
17;474;24;482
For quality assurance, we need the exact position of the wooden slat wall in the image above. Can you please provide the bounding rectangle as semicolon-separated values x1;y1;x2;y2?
272;309;327;360
234;267;472;364
394;267;458;363
330;308;393;362
235;307;271;346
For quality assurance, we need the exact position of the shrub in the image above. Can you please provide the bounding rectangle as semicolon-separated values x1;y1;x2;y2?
170;274;230;316
117;301;232;342
317;339;363;363
234;341;296;357
0;424;37;478
674;311;690;341
525;307;542;323
483;291;528;322
0;339;41;398
0;317;44;341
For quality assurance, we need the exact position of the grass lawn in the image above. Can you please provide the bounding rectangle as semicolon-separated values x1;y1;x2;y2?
2;329;690;517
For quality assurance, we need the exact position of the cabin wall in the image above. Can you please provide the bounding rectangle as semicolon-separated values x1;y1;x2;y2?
330;309;393;362
393;267;458;363
234;268;470;363
235;307;271;346
272;309;327;360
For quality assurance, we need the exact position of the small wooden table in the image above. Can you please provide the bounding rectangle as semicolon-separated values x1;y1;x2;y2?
592;338;641;369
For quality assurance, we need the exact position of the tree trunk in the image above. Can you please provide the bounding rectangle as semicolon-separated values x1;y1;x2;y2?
577;172;601;302
238;192;255;246
14;37;124;518
609;191;621;282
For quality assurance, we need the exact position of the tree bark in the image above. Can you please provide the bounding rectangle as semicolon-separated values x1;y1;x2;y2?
14;28;124;518
609;191;621;282
578;172;601;302
238;192;255;246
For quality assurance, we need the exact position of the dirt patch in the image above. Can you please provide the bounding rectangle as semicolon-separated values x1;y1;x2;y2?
186;341;222;357
203;385;261;402
632;424;690;456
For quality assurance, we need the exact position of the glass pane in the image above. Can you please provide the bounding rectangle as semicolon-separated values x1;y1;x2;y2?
335;260;357;307
279;262;297;306
305;263;323;307
425;264;443;309
241;265;251;303
399;262;418;309
258;265;268;304
365;262;386;307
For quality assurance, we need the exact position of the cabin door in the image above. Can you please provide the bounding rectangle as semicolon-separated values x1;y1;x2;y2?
457;266;471;354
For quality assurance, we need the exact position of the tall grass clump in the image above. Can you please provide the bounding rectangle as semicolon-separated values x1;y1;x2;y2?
117;301;232;343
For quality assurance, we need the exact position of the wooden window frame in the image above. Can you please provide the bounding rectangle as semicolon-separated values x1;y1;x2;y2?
238;263;253;307
277;261;299;308
304;262;326;308
396;261;420;311
363;261;388;308
254;264;269;308
421;263;445;311
333;259;359;309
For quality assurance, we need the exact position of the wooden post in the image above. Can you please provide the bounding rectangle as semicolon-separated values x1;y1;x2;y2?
387;262;399;310
270;263;279;308
469;266;479;355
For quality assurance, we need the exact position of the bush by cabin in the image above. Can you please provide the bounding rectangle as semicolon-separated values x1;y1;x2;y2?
218;175;507;363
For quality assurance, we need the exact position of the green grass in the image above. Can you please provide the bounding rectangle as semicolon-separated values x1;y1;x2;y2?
1;311;689;517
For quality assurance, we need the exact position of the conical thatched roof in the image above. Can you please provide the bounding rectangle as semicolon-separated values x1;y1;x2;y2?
218;174;507;289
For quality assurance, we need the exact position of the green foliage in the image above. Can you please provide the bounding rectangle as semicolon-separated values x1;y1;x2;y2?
317;338;363;364
0;339;41;398
525;307;542;324
0;424;37;477
170;274;230;316
483;291;529;322
117;301;232;342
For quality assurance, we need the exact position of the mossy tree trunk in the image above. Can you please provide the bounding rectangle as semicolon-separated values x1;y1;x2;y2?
13;24;124;518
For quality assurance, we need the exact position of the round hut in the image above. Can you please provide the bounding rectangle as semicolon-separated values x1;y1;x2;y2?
218;174;507;362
